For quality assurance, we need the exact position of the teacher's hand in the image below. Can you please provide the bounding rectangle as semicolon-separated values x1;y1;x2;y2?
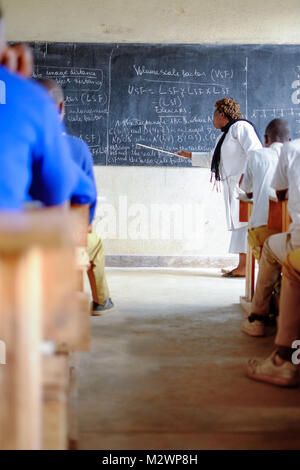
1;44;33;78
176;150;192;159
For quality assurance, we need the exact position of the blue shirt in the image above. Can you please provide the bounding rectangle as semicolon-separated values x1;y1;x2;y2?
63;134;97;221
0;66;96;221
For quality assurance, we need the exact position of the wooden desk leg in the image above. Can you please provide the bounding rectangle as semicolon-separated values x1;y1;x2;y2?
0;248;43;450
42;354;69;450
250;252;255;300
246;244;255;301
282;200;291;233
68;353;79;450
240;243;255;314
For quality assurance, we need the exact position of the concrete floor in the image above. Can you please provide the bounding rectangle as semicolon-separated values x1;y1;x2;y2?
77;268;300;450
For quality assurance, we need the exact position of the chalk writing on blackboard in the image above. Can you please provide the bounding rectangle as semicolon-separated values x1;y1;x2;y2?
31;43;300;166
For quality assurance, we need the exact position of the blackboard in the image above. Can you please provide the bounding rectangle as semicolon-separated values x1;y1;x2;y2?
31;42;300;166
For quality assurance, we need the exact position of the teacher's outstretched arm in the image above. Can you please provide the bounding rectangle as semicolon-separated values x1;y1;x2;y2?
176;150;211;168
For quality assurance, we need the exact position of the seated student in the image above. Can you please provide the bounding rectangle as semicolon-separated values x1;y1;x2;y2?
244;246;300;387
241;138;300;337
241;119;290;260
0;8;96;221
36;78;114;314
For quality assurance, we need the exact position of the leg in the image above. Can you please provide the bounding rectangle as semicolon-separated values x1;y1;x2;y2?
86;231;111;307
236;252;246;273
275;253;300;348
244;251;300;387
242;232;291;336
251;234;286;315
248;226;280;261
223;226;247;277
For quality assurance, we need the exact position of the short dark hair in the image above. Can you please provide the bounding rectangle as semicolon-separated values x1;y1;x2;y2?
265;119;290;143
35;77;64;105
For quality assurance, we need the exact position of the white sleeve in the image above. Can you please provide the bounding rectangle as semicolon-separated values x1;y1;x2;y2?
240;153;254;193
271;144;289;190
232;122;262;162
191;152;211;168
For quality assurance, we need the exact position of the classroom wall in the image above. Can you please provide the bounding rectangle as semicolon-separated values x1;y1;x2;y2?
3;0;300;44
3;0;300;262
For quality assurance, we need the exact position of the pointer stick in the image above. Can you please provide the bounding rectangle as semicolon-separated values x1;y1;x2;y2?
136;143;185;158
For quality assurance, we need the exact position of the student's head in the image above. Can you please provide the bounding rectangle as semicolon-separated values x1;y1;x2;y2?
213;97;242;129
36;78;65;120
264;119;291;147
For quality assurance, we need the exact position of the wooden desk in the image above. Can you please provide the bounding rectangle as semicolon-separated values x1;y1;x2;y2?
0;211;74;450
0;206;91;450
268;197;291;232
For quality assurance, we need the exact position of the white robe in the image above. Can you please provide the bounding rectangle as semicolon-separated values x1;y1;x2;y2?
192;121;262;253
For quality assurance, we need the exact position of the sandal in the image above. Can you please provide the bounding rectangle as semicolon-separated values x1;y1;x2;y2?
222;270;245;278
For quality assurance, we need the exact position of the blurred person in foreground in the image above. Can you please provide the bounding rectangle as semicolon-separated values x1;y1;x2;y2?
36;78;114;315
0;7;96;223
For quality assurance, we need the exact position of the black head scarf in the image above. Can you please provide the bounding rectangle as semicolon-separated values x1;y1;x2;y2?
210;118;261;182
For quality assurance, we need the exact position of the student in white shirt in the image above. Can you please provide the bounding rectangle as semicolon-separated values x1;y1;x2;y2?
242;138;300;338
177;97;262;277
241;119;291;260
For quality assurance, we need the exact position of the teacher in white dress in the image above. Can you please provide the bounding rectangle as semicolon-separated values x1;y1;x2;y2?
177;97;262;277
